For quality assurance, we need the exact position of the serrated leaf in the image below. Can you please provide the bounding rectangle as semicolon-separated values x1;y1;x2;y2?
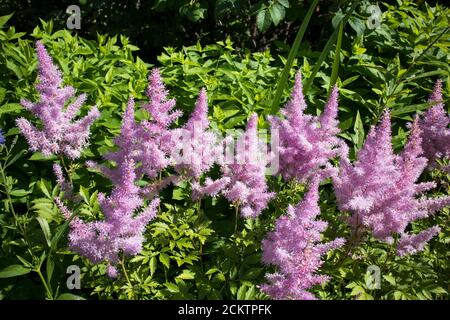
245;285;256;300
236;284;247;300
150;256;157;276
177;270;195;280
165;282;179;293
159;253;170;269
38;179;52;198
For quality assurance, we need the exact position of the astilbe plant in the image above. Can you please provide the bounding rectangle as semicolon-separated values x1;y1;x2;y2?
87;69;182;196
417;80;450;172
261;174;345;300
56;157;159;277
174;88;223;180
333;110;450;254
220;113;275;218
268;72;343;182
16;41;100;159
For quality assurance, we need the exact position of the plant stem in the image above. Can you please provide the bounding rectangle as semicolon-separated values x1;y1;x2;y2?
120;255;134;299
36;269;53;299
234;203;240;234
60;156;73;185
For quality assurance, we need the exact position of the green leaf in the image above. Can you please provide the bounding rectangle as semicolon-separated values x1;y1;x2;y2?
269;4;285;26
0;13;14;28
353;110;365;149
105;68;114;84
350;285;365;296
303;1;359;93
10;189;31;197
177;270;195;280
172;188;185;200
278;0;289;8
38;179;52;199
159;253;170;269
29;153;57;161
0;264;31;278
164;282;179;293
329;21;343;93
383;275;396;286
236;284;247;300
0;103;23;116
79;185;90;205
270;0;319;114
256;9;271;32
56;293;86;300
150;256;157;276
244;285;256;300
36;216;52;247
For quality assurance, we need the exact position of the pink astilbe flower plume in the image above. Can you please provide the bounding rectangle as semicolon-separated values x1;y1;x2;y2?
136;68;183;179
87;98;139;184
56;157;159;274
268;72;343;182
87;69;182;196
174;88;223;180
261;175;345;300
16;41;100;159
221;113;275;218
333;110;450;254
417;80;450;170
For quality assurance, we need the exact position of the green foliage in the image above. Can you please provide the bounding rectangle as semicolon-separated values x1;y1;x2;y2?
0;0;449;301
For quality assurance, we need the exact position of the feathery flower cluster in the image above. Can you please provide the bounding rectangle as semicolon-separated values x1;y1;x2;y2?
261;175;345;300
417;80;450;171
16;41;100;159
268;72;343;182
56;157;159;276
174;88;223;179
333;111;450;253
87;69;182;193
137;69;183;179
221;113;275;218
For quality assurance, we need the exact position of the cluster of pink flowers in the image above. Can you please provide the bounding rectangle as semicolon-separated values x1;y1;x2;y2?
192;113;275;217
56;157;159;277
333;111;449;253
261;174;345;300
174;88;223;180
417;80;450;172
268;72;343;182
16;41;100;159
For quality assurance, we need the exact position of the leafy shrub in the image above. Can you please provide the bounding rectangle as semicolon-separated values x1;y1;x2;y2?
0;0;449;300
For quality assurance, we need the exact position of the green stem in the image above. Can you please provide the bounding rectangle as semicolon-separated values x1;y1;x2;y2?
234;203;240;234
36;269;53;299
60;156;72;184
0;162;28;241
120;256;134;299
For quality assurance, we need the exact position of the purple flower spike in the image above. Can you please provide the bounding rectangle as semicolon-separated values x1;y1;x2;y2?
16;41;99;159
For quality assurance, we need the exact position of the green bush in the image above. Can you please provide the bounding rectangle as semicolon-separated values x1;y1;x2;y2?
0;1;449;300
